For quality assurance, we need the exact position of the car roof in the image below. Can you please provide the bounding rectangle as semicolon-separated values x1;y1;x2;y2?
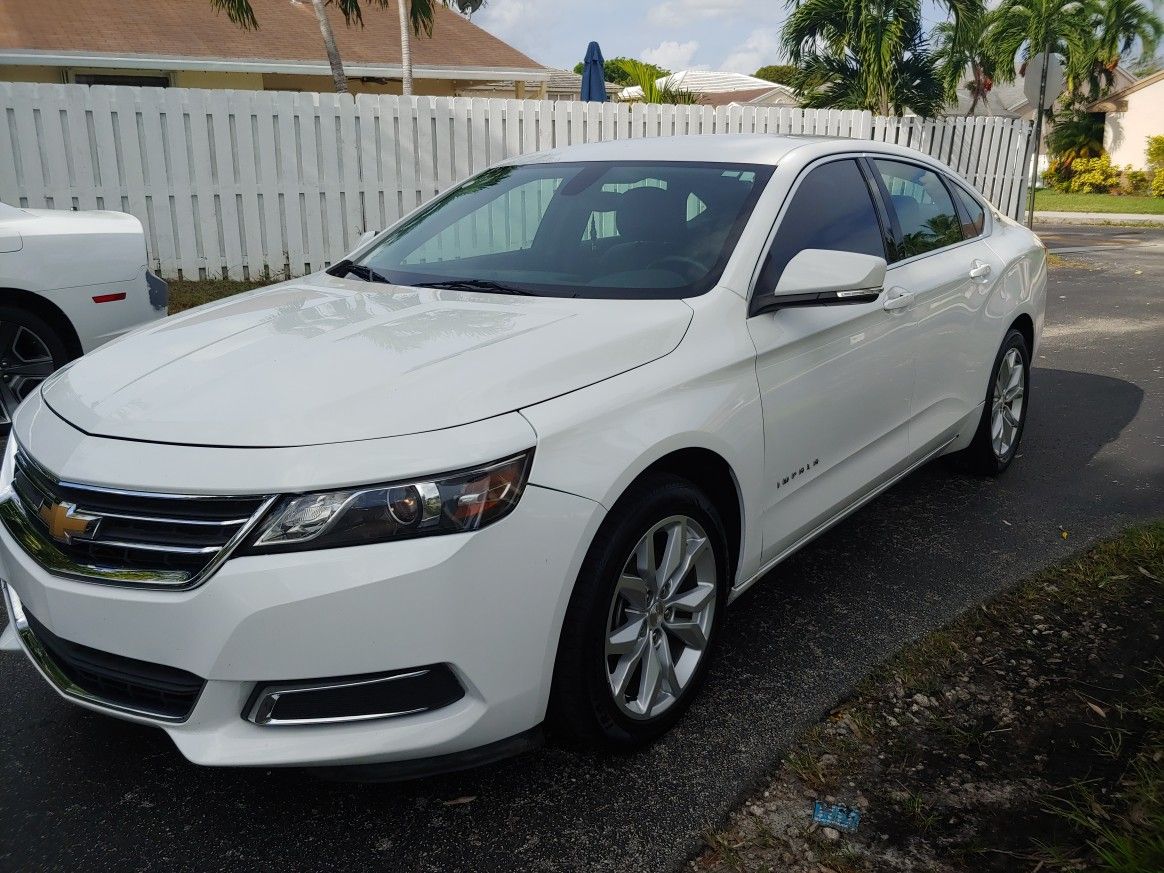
504;133;946;170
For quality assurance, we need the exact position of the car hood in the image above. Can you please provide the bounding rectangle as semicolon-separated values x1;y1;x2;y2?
41;276;693;447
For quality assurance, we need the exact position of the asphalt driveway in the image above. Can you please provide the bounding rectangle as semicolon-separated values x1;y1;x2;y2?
1;224;1161;873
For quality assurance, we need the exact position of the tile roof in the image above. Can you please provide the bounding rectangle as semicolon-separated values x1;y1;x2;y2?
661;70;778;93
698;85;798;106
0;0;544;73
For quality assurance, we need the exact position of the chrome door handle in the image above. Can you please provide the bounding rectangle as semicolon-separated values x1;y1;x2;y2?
969;261;992;279
883;288;914;311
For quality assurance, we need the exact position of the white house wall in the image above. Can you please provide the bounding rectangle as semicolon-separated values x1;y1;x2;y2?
1104;76;1164;168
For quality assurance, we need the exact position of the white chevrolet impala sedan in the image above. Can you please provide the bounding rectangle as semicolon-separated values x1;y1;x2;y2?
0;135;1045;775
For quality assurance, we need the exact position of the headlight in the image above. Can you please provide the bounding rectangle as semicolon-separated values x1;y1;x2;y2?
241;451;533;554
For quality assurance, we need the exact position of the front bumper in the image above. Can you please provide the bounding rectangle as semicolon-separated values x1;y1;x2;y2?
0;483;604;768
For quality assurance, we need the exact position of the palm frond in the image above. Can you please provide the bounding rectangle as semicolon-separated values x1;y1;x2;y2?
210;0;259;30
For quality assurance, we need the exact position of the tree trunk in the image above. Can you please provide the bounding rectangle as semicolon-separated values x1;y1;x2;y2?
398;0;414;97
966;65;982;116
310;0;348;94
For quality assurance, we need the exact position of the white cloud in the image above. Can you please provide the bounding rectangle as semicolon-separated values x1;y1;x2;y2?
473;0;547;39
640;39;701;71
719;29;783;75
648;0;750;27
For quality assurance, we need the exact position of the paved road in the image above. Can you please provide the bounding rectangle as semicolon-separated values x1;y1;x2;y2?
2;225;1161;873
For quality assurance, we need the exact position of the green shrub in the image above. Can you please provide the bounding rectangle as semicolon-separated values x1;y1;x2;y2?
1042;157;1075;192
1067;154;1121;193
1152;167;1164;198
1147;135;1164;171
1123;166;1151;195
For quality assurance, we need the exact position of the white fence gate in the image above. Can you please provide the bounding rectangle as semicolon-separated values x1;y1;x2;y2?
0;83;1032;279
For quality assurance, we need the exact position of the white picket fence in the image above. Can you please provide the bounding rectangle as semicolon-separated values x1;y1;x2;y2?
0;82;1032;279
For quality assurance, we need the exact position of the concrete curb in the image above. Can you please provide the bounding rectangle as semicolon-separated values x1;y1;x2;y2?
1034;210;1164;226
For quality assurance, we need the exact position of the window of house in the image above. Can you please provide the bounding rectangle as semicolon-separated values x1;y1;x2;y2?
71;73;171;88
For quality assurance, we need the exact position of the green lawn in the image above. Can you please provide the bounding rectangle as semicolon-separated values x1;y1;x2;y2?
1034;189;1164;214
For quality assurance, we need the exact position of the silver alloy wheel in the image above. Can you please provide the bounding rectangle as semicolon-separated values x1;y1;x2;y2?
0;322;56;426
990;347;1025;459
605;514;717;720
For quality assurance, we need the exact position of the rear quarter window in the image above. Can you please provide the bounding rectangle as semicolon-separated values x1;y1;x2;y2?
953;185;987;237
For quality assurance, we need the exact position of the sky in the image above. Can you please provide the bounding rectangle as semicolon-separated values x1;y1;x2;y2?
471;0;951;76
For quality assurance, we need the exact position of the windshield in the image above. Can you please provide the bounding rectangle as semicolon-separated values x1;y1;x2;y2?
352;160;773;299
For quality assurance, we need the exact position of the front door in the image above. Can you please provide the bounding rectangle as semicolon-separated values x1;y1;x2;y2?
746;158;916;565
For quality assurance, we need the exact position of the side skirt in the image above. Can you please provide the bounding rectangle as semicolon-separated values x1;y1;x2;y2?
729;435;958;603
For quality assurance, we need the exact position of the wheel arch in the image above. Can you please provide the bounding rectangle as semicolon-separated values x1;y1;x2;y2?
611;446;744;586
1008;312;1034;356
0;287;84;358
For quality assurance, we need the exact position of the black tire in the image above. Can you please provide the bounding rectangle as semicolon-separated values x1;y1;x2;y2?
547;472;730;749
0;305;72;436
963;328;1031;475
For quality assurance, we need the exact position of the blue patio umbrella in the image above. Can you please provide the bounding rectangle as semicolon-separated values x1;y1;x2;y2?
580;41;607;102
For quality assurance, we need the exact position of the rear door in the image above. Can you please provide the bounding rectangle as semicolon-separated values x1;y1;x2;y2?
867;158;1005;455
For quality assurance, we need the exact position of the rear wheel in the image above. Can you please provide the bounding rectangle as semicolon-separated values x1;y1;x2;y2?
548;473;729;748
963;328;1030;475
0;306;71;436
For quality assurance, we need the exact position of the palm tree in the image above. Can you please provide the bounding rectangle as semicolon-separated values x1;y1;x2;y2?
618;61;699;105
933;9;998;114
782;0;946;116
396;0;486;96
211;0;484;96
1087;0;1163;96
1045;101;1106;157
981;0;1097;94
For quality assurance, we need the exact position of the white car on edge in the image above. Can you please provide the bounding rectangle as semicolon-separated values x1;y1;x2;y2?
0;201;168;433
0;135;1044;776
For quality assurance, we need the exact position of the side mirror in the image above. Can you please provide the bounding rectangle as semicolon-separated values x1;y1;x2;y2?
750;249;886;316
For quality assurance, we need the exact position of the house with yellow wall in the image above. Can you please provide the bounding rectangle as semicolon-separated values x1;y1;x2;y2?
0;0;548;97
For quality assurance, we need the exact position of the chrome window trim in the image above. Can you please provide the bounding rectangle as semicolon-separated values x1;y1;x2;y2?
245;670;434;726
1;441;277;591
1;581;197;723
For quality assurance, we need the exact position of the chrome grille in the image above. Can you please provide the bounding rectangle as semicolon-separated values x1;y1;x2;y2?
1;447;274;589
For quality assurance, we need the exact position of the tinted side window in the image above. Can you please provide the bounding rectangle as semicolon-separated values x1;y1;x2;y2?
874;159;963;258
757;159;886;290
953;185;986;237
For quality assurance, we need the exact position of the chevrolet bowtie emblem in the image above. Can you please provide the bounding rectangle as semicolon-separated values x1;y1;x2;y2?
37;500;101;545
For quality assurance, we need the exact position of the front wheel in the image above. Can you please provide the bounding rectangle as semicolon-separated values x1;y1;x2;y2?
963;328;1030;475
548;473;729;749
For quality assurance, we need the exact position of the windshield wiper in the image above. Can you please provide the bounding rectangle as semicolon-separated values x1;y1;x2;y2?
413;278;551;296
326;260;393;284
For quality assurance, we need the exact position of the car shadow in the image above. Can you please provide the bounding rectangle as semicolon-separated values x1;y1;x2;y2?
0;368;1155;872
